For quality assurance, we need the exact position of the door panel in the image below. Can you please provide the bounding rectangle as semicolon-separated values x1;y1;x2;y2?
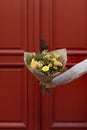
0;0;27;129
40;0;87;130
0;0;39;130
52;0;86;49
0;0;26;49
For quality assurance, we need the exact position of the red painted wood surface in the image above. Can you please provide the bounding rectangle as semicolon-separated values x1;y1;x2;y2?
1;0;87;130
40;0;87;130
0;0;40;130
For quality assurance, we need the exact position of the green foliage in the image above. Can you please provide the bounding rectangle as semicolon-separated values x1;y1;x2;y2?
26;55;32;66
34;50;47;61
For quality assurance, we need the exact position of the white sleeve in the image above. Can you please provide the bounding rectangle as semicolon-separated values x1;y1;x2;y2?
52;59;87;86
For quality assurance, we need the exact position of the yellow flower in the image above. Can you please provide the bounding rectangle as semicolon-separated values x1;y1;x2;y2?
44;54;51;59
48;63;52;67
30;60;38;69
37;61;43;67
31;58;35;62
53;66;57;69
52;58;57;62
42;66;49;72
54;61;63;67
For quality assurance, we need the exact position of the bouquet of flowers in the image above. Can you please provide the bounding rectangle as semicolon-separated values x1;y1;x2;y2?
24;48;67;93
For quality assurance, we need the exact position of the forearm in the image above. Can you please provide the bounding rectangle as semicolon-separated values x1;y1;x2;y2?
52;59;87;86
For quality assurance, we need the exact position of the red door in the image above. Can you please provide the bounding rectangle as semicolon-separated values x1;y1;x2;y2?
40;0;87;130
0;0;40;130
1;0;87;130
